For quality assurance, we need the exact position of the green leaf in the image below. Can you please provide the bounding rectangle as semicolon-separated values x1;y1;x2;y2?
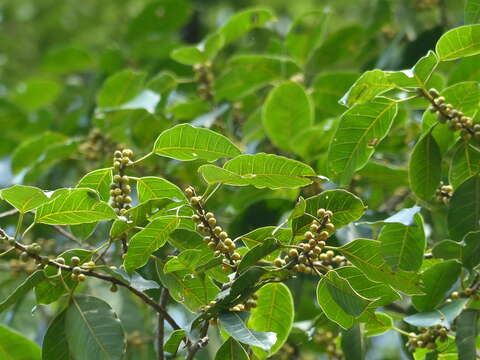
248;283;294;357
316;270;372;329
364;312;394;337
237;238;279;273
462;231;480;270
10;78;61;111
412;50;440;88
409;133;442;201
164;329;186;355
379;213;426;272
35;188;116;225
76;168;112;202
0;185;49;213
285;10;329;64
66;296;125;360
328;97;398;185
42;311;73;360
436;25;480;61
199;153;316;189
432;240;463;260
341;70;394;106
164;249;211;274
136;176;186;203
448;174;480;241
449;142;480;189
219;311;277;351
97;69;145;107
214;55;300;100
215;338;249;360
404;299;468;328
338;239;423;295
311;72;359;116
171;33;224;65
361;205;422;226
0;325;41;360
218;8;275;45
153;123;241;161
455;309;478;360
465;0;480;24
42;46;94;75
292;189;366;236
0;271;46;314
341;325;364;359
262;81;314;153
412;260;462;311
124;216;180;273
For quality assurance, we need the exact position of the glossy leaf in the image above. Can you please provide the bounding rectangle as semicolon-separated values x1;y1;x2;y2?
0;325;41;360
35;188;116;225
412;260;462;311
436;25;480;61
154;123;241;161
342;69;393;106
136;176;186;203
65;296;125;360
338;239;423;295
409;133;441;201
215;338;249;360
262;81;314;152
76;168;112;202
124;216;180;273
248;283;294;356
219;311;277;351
448;174;480;241
404;299;468;328
328;97;398;185
379;213;426;272
42;311;73;360
199;153;316;189
449;142;480;189
0;185;49;213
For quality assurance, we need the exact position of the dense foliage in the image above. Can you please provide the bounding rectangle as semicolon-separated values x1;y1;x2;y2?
1;0;480;359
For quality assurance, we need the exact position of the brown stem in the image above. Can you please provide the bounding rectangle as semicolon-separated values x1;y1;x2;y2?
157;289;169;360
186;320;210;360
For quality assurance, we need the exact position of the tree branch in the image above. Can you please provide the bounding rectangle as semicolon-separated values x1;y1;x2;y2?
157;288;169;360
186;320;210;360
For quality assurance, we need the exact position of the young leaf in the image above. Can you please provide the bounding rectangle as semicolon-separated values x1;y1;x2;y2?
412;260;462;311
218;8;275;45
0;271;46;314
404;299;468;328
124;215;180;273
153;123;241;161
379;213;426;272
262;81;314;153
76;168;112;202
292;189;366;235
248;283;294;357
449;142;480;189
97;69;145;107
316;270;372;329
35;188;116;225
364;312;394;337
455;309;478;360
0;185;49;213
436;25;480;61
136;176;187;203
219;311;277;351
338;239;423;295
65;296;126;360
447;174;480;241
215;338;249;360
164;329;186;355
408;133;441;201
199;153;316;189
0;325;41;360
42;311;73;360
328;97;398;185
341;69;394;106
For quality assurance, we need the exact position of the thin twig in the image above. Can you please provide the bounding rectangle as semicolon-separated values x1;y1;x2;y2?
157;289;169;360
0;209;19;218
186;320;210;360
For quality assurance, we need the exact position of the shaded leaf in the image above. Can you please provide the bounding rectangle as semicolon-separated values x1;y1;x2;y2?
237;238;279;273
0;271;46;314
449;142;480;189
42;311;73;360
0;325;41;360
455;309;478;360
462;231;480;270
215;337;248;360
164;329;186;355
404;299;468;328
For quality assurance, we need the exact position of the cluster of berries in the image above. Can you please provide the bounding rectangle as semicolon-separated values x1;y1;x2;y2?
186;186;241;271
425;88;479;141
110;149;134;216
274;209;347;274
70;256;96;282
435;183;453;204
193;62;214;100
79;128;116;162
449;287;476;300
407;326;449;350
229;293;259;312
313;330;343;359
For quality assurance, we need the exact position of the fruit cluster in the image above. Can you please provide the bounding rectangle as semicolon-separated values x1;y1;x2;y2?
229;293;259;312
79;128;116;162
274;209;348;274
407;326;449;350
110;149;134;216
194;62;214;101
313;330;343;359
449;286;477;300
435;183;453;204
424;88;479;141
186;186;241;270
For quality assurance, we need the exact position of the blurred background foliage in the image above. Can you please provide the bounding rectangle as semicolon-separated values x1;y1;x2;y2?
0;0;472;359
